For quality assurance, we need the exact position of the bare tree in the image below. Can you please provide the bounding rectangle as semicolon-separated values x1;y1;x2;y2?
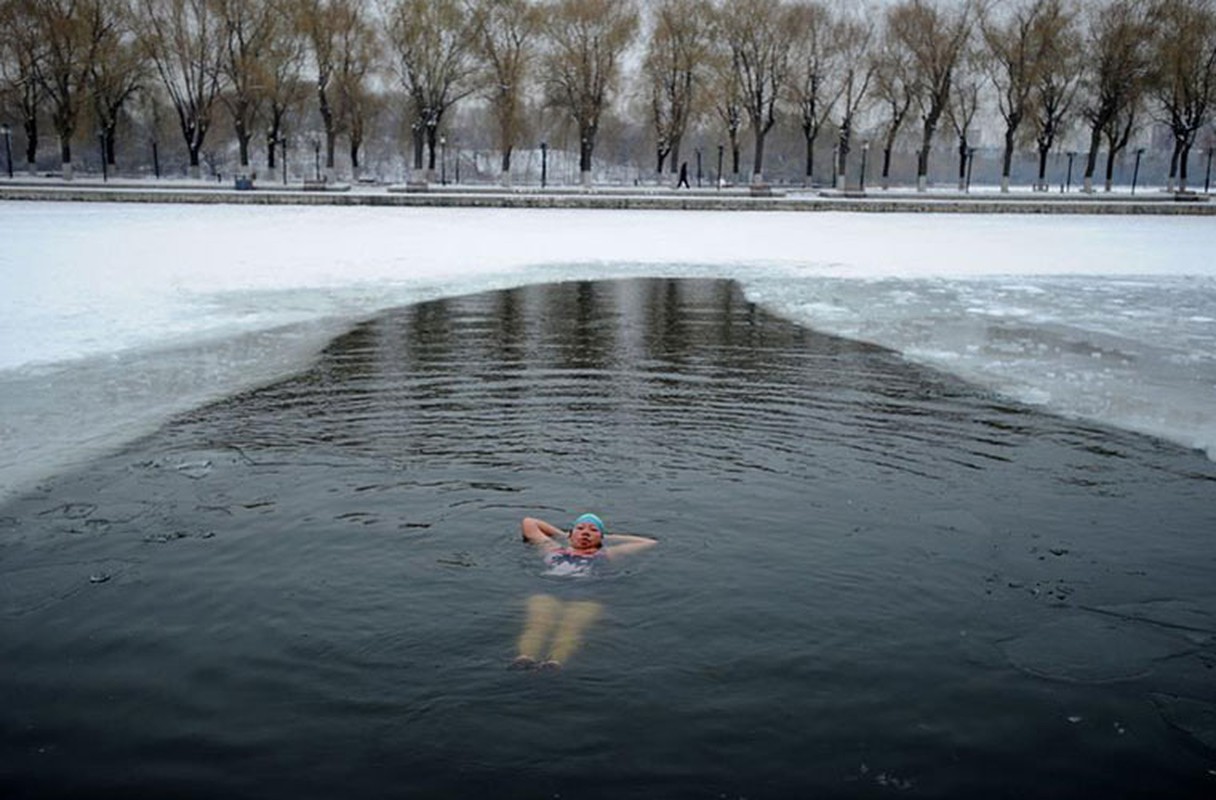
470;0;540;185
539;0;637;189
138;0;227;178
333;0;377;179
947;42;984;190
30;0;115;178
785;0;834;184
89;0;144;168
717;0;797;185
887;0;977;191
214;0;279;171
831;5;875;189
0;0;46;172
384;0;478;181
1151;0;1216;191
1028;0;1080;189
261;0;307;171
983;0;1053;191
299;0;372;178
1079;0;1151;192
706;17;746;182
642;0;711;181
871;20;916;188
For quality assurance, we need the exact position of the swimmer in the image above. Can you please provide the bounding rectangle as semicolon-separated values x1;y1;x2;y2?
513;514;657;671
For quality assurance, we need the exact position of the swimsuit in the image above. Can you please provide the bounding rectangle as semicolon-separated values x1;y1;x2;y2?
543;548;606;578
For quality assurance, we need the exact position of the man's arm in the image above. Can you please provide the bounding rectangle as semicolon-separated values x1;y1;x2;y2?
521;517;563;550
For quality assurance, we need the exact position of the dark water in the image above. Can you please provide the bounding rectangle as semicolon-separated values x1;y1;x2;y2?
2;278;1215;799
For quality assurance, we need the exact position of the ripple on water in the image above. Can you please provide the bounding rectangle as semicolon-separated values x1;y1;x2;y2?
1;278;1215;799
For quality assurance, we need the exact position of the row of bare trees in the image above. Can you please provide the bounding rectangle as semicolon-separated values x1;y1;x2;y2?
2;0;1215;190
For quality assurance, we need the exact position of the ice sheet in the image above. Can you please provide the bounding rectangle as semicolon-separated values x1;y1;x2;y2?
2;202;1214;500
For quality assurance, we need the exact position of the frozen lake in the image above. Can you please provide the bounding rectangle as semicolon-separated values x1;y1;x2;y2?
1;202;1214;502
2;278;1214;797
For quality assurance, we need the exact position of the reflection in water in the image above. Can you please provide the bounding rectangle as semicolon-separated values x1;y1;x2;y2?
1;279;1214;799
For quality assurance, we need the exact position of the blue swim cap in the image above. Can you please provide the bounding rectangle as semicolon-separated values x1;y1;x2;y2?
574;513;605;533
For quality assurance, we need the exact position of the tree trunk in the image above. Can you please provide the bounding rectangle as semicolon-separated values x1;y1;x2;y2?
837;136;850;191
23;118;38;172
579;129;594;188
1167;140;1181;191
238;131;251;168
916;146;929;191
105;124;118;166
412;127;425;173
751;128;766;185
1037;146;1050;190
957;137;968;191
881;144;893;190
325;130;336;178
58;136;73;180
426;125;438;174
1179;142;1191;192
1083;125;1101;193
804;132;816;184
1104;147;1117;192
1000;125;1016;193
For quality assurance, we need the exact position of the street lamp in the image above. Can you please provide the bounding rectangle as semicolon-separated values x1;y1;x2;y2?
717;144;724;190
1132;147;1145;195
859;140;870;193
540;141;548;188
965;147;976;193
440;134;447;185
97;131;108;182
1;122;12;178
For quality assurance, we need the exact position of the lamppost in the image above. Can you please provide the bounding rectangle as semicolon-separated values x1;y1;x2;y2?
1;122;12;178
717;144;724;190
695;147;702;187
97;131;108;182
1205;146;1213;194
440;134;447;185
540;141;548;188
859;140;870;192
1132;147;1145;195
1064;151;1076;193
965;146;976;193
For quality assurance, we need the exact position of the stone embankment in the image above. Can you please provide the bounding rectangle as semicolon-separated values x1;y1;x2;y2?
2;178;1213;215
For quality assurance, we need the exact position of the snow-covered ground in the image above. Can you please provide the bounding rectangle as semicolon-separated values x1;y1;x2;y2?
2;201;1213;500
